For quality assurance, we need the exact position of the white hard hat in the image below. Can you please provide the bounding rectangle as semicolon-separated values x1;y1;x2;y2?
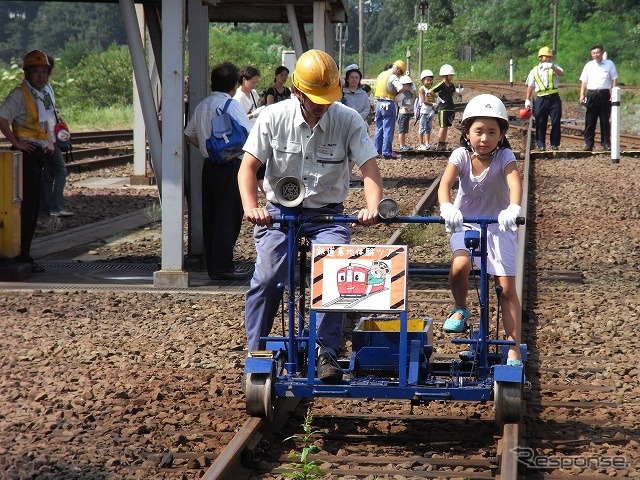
399;75;413;84
420;69;434;80
439;64;455;76
344;63;359;73
462;94;508;128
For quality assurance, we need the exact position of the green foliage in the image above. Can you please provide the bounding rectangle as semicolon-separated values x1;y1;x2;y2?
0;2;125;66
60;44;133;110
283;409;324;479
64;105;133;133
0;62;23;100
58;40;100;70
209;25;290;92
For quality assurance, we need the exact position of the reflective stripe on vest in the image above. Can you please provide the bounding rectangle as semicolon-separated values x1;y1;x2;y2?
13;85;48;140
532;68;558;96
374;70;395;100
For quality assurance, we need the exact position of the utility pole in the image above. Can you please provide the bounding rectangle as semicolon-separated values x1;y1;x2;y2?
416;1;429;74
359;0;364;75
552;0;558;55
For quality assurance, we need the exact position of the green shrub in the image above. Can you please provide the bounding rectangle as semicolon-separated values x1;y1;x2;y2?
59;44;133;110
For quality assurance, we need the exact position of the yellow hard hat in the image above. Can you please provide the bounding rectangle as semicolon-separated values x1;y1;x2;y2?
393;60;406;73
537;46;553;58
23;50;50;70
291;49;342;105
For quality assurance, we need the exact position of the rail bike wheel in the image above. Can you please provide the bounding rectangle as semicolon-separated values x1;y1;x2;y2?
494;381;522;425
245;372;274;420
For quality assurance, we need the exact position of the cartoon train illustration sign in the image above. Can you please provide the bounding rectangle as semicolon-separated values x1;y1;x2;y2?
310;244;408;312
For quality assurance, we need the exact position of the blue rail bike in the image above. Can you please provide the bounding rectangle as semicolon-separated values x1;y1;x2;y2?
244;177;526;425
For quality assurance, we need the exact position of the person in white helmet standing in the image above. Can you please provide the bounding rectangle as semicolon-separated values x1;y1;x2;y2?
437;94;523;366
431;64;457;150
524;46;564;150
395;74;415;151
416;69;436;150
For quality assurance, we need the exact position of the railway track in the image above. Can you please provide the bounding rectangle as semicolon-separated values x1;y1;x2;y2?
2;87;638;478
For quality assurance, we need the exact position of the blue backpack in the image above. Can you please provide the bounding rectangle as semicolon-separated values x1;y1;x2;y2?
205;98;248;163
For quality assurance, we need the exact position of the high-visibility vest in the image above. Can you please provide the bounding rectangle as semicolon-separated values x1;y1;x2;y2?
374;70;395;100
532;67;558;96
12;85;48;140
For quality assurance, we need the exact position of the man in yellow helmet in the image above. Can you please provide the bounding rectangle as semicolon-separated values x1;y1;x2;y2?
0;50;53;272
524;46;564;150
238;49;383;383
373;60;410;159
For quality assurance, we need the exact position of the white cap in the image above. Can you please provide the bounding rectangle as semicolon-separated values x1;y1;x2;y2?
399;75;413;84
344;63;359;73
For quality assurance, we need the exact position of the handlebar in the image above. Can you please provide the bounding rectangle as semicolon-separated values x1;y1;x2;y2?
272;214;526;226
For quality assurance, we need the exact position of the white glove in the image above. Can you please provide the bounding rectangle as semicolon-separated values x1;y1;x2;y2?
524;99;531;109
541;62;553;69
498;204;521;232
440;202;463;234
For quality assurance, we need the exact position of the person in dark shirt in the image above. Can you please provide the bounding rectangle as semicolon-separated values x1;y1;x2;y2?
431;64;457;150
264;66;291;105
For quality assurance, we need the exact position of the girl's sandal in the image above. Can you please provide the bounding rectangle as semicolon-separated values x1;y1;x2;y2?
443;306;469;333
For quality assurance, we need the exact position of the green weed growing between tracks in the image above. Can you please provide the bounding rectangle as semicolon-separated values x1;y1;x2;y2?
283;408;324;479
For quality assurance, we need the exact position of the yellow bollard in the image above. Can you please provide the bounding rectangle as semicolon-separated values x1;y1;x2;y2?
0;149;22;259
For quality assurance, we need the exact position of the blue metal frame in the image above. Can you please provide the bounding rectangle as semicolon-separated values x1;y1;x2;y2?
244;210;526;405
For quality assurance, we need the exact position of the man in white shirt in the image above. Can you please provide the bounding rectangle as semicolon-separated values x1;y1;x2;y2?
184;61;254;280
578;44;618;151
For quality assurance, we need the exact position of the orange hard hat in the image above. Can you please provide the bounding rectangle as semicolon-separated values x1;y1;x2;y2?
291;49;342;104
23;50;50;70
393;60;406;74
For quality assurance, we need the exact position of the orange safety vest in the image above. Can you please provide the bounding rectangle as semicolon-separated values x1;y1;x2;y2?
374;70;395;100
12;84;48;141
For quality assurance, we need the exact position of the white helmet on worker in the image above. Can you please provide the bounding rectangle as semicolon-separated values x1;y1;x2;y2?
420;69;434;80
291;49;342;104
462;94;509;131
439;64;455;76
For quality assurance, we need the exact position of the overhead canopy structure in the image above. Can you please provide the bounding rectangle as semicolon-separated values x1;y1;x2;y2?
203;0;347;23
11;0;348;288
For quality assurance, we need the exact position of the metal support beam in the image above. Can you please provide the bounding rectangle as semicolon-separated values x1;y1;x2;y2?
286;4;304;57
186;0;210;260
119;0;163;186
153;0;189;288
313;1;329;52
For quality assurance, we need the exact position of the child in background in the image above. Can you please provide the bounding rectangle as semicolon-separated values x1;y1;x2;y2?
416;69;436;151
431;64;457;150
396;75;415;151
437;94;523;365
361;84;374;125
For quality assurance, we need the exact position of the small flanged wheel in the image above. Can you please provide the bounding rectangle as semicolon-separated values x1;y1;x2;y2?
245;372;274;420
494;381;522;425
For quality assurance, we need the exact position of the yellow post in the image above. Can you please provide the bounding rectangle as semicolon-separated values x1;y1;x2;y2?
0;149;22;259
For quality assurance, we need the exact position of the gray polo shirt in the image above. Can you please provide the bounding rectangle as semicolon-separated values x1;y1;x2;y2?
244;98;377;209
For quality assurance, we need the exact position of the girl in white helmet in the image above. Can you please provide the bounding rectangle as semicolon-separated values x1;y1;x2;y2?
416;69;436;150
437;94;523;365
